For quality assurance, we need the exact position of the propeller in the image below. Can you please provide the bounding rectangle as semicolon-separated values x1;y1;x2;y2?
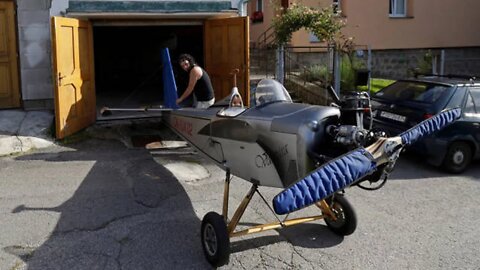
273;108;462;215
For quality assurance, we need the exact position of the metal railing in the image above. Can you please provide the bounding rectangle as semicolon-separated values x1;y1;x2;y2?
255;25;276;49
284;46;334;86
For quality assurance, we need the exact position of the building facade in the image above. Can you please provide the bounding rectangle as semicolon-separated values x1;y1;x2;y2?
2;0;249;113
248;0;480;78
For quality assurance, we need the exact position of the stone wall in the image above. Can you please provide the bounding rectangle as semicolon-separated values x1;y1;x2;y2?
286;50;332;71
281;47;480;81
442;48;480;77
370;49;425;79
284;77;333;106
371;47;480;79
16;0;55;109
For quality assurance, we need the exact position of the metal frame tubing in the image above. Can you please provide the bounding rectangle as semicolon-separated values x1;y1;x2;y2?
224;183;337;239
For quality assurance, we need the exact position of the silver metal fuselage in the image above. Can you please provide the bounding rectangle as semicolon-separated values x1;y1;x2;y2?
163;103;340;188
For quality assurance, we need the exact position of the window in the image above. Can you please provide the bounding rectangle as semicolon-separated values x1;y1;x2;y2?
256;0;263;12
374;81;452;105
471;88;480;106
389;0;407;17
464;93;477;115
465;88;480;115
333;0;341;14
252;0;264;23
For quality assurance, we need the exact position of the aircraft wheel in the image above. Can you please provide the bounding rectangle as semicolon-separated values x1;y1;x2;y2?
201;212;230;267
324;194;357;236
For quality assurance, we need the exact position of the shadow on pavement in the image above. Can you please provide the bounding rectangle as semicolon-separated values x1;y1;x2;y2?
7;138;211;269
230;223;343;255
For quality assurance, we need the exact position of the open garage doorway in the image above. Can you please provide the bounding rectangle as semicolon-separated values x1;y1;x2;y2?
51;16;249;138
93;24;204;118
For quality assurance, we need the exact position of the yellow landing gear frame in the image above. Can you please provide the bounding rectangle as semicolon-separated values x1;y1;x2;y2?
200;170;357;267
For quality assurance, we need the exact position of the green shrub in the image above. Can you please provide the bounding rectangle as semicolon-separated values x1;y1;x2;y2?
417;50;433;74
272;3;345;45
340;55;367;91
299;64;331;84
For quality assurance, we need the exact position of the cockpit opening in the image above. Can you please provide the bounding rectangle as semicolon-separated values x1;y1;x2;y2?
254;79;293;107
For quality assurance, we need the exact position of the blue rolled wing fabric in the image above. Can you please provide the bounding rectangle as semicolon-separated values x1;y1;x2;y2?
399;108;461;146
273;149;377;215
161;48;179;109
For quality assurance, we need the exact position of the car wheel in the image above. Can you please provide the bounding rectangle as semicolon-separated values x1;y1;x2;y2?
443;142;472;173
323;194;357;236
201;212;230;267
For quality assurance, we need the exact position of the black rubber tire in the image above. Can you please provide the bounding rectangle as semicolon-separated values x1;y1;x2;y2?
323;194;357;236
201;212;230;267
443;142;472;174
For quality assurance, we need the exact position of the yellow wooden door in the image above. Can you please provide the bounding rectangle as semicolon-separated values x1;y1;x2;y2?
51;17;96;139
0;1;20;108
204;16;250;106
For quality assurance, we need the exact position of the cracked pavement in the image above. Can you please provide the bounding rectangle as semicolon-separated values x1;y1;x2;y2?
0;110;54;156
0;123;479;269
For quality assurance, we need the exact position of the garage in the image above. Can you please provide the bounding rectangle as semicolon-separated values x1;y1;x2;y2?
93;23;204;110
51;14;249;139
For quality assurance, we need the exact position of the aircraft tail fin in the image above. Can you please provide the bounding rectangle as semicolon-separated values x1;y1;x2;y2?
161;48;179;109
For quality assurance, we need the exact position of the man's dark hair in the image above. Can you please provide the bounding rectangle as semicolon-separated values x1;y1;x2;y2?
178;53;196;71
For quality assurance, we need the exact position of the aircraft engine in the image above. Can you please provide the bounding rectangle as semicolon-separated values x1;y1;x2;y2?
327;125;367;147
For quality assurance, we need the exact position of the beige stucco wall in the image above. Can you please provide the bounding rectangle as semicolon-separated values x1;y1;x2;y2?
249;0;279;46
251;0;480;50
340;0;480;49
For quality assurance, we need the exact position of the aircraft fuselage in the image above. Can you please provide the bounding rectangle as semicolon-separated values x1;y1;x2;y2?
163;102;340;188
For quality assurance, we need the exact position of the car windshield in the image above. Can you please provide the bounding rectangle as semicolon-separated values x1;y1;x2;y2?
373;81;452;104
254;79;292;106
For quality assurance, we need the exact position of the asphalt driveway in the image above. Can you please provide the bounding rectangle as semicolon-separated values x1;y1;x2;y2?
0;125;479;269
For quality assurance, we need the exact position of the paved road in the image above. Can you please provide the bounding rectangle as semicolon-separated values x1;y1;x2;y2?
0;126;479;270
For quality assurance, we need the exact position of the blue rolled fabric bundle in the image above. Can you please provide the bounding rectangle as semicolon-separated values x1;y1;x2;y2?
273;149;376;215
273;108;461;215
400;108;461;146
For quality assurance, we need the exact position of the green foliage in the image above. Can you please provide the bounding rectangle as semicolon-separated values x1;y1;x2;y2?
272;3;346;46
299;64;331;84
340;56;367;91
407;50;433;77
417;50;433;73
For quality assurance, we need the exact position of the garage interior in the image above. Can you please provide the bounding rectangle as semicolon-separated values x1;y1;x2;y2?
93;23;204;118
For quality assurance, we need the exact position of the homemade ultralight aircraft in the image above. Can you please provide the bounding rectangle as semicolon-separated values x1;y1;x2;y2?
101;49;461;267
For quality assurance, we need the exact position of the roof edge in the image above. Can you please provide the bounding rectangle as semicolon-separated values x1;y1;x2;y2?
68;1;233;13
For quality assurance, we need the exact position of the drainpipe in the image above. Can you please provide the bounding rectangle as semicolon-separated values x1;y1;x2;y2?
440;49;445;75
237;0;250;16
432;53;437;75
367;45;372;95
333;47;341;95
